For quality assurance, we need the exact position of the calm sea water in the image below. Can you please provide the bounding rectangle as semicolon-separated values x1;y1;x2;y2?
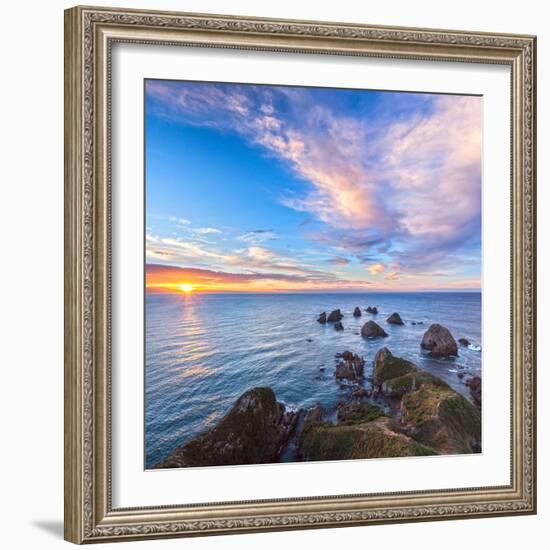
145;292;481;467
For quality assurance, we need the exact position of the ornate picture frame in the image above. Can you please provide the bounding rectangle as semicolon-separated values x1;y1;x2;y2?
64;5;536;544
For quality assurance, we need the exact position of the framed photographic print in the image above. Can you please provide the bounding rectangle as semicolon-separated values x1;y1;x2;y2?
64;5;537;544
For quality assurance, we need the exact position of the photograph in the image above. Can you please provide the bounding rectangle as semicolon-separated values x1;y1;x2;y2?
144;79;483;469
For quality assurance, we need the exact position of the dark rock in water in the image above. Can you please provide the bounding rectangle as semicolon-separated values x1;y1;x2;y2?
387;312;404;325
327;309;343;322
334;321;344;331
299;404;436;461
154;387;299;468
366;306;378;314
421;324;458;357
353;306;362;317
457;372;465;379
335;351;365;381
412;321;423;326
458;338;471;347
361;320;388;338
317;312;327;324
306;338;313;343
400;384;481;454
467;376;482;407
319;366;325;372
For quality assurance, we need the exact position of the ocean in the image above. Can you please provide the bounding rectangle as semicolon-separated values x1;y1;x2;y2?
145;291;481;468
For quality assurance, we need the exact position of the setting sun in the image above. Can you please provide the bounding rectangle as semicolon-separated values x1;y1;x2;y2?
178;283;194;293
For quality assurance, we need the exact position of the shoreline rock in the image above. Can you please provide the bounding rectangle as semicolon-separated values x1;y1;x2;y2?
421;323;458;357
361;320;388;338
317;312;327;324
353;306;362;317
335;351;365;381
366;306;378;314
458;337;471;347
154;388;299;468
467;376;482;408
334;321;344;331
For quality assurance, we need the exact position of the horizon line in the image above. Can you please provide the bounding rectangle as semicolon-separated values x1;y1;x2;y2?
146;288;482;295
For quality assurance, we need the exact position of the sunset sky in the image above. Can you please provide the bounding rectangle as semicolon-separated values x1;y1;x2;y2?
145;80;482;293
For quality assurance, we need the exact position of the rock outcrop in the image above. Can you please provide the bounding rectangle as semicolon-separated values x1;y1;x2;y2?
373;347;417;390
155;388;298;468
467;376;482;407
421;324;458;357
334;321;344;331
300;403;435;461
361;320;388;338
387;312;404;325
317;312;327;324
335;351;365;381
327;309;343;323
353;306;362;317
400;385;481;454
458;338;471;347
366;306;378;314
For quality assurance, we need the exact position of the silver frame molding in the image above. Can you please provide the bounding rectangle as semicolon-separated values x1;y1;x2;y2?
64;5;537;544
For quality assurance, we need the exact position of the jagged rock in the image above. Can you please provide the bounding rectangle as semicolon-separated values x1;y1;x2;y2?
335;352;365;381
421;324;458;357
467;376;482;407
317;312;327;324
353;306;362;317
154;388;298;468
334;321;344;331
387;312;404;325
350;387;372;399
400;385;481;454
366;306;378;314
458;338;471;347
327;309;343;322
361;320;388;338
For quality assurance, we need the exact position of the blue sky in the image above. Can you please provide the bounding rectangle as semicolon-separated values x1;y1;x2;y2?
145;79;482;293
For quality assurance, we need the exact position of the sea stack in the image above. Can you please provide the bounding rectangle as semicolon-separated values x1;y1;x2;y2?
387;312;404;325
353;306;362;317
317;312;327;324
361;320;388;338
327;309;343;322
421;324;458;357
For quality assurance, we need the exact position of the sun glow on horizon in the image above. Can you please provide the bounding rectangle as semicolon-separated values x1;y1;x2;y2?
178;283;194;293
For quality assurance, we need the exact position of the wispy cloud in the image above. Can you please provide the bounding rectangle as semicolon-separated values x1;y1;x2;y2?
147;81;482;288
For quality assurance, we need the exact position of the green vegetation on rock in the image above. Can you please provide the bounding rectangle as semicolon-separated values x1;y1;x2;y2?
373;347;418;387
400;385;481;454
300;417;437;461
381;371;450;397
